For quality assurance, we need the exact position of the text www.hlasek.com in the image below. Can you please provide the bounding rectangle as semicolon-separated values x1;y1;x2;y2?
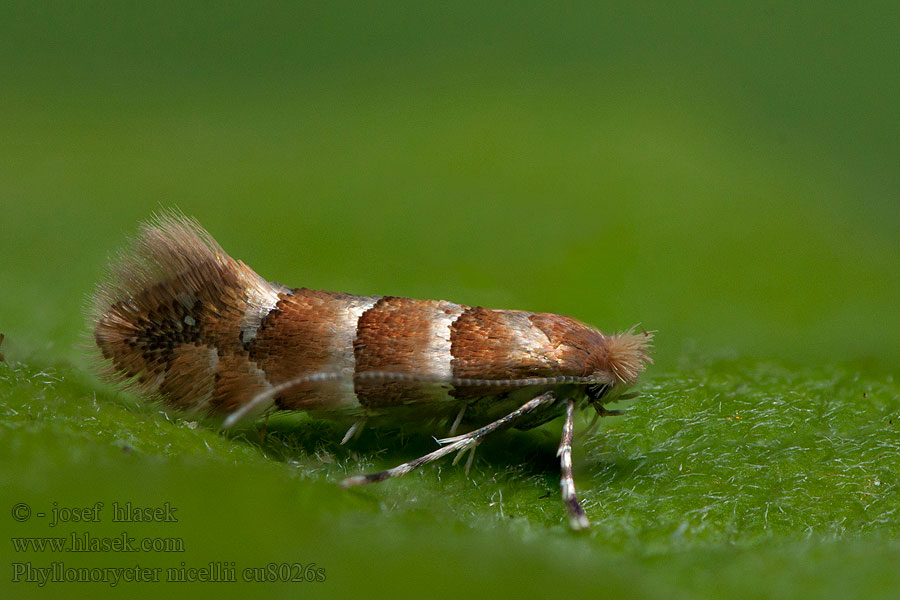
12;532;184;553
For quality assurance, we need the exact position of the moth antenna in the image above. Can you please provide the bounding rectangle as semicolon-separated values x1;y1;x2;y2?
222;372;347;427
354;371;615;388
222;370;615;428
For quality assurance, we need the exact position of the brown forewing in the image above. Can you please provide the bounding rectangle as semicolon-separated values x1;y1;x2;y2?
248;288;365;410
353;296;459;407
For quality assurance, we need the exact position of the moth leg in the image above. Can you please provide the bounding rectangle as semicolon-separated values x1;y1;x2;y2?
258;412;271;444
597;405;626;417
451;443;479;476
584;410;602;437
448;404;467;435
585;403;626;437
340;390;557;487
559;398;590;531
341;417;367;445
463;444;477;476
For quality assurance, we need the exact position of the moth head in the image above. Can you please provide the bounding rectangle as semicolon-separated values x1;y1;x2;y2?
585;327;654;405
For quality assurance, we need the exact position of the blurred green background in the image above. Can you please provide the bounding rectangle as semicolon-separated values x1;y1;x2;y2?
2;2;898;599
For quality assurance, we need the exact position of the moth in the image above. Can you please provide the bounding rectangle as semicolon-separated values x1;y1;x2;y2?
91;214;652;530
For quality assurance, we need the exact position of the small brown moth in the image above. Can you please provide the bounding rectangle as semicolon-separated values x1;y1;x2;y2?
91;214;652;530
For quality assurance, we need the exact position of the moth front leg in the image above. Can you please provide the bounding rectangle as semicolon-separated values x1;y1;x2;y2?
340;390;557;487
559;398;590;530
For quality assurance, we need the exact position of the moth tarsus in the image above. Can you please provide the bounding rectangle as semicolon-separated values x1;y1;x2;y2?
91;213;653;530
